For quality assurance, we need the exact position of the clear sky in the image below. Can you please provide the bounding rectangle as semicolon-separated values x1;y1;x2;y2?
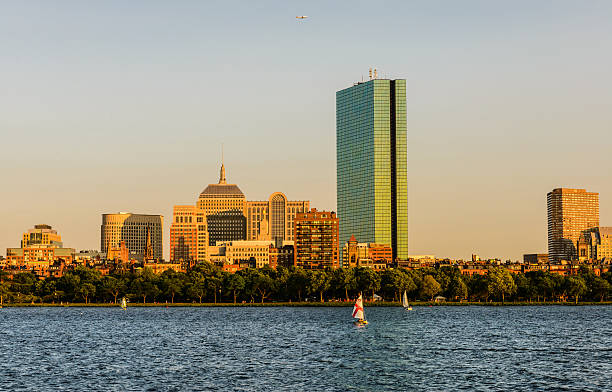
1;1;611;261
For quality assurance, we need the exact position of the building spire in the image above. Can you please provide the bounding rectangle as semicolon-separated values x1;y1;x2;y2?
219;144;226;184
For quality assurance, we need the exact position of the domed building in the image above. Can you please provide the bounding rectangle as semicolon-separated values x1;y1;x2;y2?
170;161;310;265
197;163;247;246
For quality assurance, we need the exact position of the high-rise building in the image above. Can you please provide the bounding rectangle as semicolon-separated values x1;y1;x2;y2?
547;188;599;262
101;213;163;261
577;227;612;261
294;209;339;269
197;164;247;245
21;224;63;248
336;76;408;262
246;192;309;243
169;205;207;263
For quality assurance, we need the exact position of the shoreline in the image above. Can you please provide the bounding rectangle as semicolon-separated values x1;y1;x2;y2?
2;301;611;308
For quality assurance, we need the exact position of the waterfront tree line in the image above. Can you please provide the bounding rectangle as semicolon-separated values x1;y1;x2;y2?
0;263;611;305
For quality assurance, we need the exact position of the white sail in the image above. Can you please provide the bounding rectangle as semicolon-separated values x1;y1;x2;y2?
352;294;365;320
120;297;127;310
402;291;409;308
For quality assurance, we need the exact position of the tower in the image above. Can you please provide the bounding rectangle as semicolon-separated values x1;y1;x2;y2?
336;77;408;261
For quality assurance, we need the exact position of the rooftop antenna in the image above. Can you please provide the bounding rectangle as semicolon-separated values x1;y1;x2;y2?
368;68;372;80
374;68;378;79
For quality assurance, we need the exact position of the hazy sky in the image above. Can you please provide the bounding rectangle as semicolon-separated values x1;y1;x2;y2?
1;1;611;261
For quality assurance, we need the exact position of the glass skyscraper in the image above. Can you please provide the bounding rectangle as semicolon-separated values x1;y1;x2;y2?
336;78;408;261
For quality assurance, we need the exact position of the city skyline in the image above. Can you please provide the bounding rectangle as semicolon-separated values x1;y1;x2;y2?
2;1;612;261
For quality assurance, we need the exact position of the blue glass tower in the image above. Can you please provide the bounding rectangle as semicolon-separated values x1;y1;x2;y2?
336;78;408;261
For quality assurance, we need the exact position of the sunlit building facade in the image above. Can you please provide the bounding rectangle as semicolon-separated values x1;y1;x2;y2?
169;205;207;263
246;193;309;243
336;77;408;262
547;188;599;262
101;213;163;261
294;209;339;269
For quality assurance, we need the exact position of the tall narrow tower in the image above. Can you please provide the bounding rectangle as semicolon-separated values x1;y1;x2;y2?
547;188;599;262
336;77;408;261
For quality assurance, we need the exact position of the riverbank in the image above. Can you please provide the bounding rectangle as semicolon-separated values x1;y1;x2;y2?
2;301;611;307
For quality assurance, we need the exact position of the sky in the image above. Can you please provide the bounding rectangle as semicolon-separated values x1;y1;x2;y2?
1;1;611;261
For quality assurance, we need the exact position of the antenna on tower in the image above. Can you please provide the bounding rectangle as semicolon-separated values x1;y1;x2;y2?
368;68;372;80
374;68;378;79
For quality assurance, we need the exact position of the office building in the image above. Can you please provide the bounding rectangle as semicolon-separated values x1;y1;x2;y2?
336;75;408;262
197;163;246;245
169;205;207;263
246;193;309;243
342;235;392;268
101;213;163;261
294;209;339;269
578;227;612;261
547;188;599;262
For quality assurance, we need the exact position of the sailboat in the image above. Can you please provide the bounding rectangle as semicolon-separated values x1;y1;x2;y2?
120;297;127;311
402;291;413;311
352;293;368;325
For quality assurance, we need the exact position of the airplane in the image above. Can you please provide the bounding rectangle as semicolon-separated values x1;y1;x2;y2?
296;16;308;19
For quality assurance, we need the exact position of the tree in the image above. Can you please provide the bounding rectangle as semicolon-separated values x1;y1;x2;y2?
0;280;10;306
79;283;96;304
207;276;222;304
421;275;441;301
101;276;125;303
287;268;308;302
487;267;516;303
448;275;468;300
332;268;356;301
130;273;160;304
564;276;587;304
355;268;381;301
308;270;331;302
252;272;275;304
224;274;245;304
591;277;611;302
187;277;207;303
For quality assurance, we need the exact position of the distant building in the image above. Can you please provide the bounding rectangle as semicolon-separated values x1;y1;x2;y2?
342;235;392;268
169;205;207;264
197;164;246;245
577;227;612;261
336;76;408;262
6;224;75;277
101;213;163;261
246;193;309;243
523;254;549;264
294;209;339;269
269;242;295;269
547;188;599;262
21;224;63;248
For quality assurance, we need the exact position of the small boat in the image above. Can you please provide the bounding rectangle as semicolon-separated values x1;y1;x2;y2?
352;293;368;326
120;297;127;311
402;291;413;311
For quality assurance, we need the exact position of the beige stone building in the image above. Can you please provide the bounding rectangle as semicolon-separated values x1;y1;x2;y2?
246;192;309;243
101;213;163;261
578;227;612;261
547;188;599;262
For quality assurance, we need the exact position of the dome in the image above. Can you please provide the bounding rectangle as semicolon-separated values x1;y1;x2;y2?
199;183;245;198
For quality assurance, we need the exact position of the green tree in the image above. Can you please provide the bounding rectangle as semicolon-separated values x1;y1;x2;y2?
79;283;96;304
331;268;356;301
252;271;275;304
421;275;441;301
564;276;587;304
101;276;125;303
308;270;331;302
0;280;10;306
287;268;308;302
355;268;381;301
591;277;611;302
186;275;207;303
448;275;468;300
206;276;222;304
487;267;517;303
224;274;245;304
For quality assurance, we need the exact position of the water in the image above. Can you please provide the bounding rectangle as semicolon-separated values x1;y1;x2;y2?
1;306;611;391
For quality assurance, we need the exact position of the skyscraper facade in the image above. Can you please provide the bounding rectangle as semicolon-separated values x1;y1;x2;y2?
294;209;339;269
547;188;599;262
101;213;163;261
336;77;408;261
169;205;207;263
246;192;309;243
